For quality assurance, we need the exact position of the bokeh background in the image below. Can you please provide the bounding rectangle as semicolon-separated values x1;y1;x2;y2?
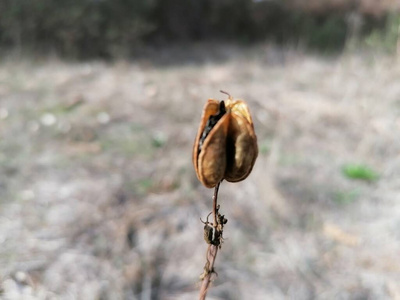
1;1;400;299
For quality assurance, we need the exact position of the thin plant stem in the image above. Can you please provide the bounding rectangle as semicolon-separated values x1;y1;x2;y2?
199;245;218;300
199;181;221;300
212;181;220;228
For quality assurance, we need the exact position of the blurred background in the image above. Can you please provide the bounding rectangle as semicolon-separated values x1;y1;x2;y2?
1;0;400;299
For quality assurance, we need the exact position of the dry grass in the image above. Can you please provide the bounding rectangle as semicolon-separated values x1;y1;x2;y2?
1;44;400;299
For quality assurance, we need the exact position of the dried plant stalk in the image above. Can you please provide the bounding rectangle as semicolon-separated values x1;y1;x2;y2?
199;182;221;300
195;92;257;299
199;244;219;299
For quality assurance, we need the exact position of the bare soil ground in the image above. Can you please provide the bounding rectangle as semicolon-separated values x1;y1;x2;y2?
1;44;400;300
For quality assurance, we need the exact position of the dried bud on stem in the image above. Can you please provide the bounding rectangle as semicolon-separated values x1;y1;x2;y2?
195;92;258;300
193;92;258;188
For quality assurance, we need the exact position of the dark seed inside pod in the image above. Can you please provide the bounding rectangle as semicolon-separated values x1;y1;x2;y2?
198;101;226;155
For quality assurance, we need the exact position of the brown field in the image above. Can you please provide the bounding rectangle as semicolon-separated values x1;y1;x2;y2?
1;44;400;299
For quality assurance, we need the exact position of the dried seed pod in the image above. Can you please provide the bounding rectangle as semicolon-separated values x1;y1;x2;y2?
193;93;258;188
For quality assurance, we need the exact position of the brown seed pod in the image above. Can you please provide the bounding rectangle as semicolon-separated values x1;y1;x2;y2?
193;92;258;188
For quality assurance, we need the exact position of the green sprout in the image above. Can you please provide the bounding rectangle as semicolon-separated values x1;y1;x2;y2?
342;164;379;182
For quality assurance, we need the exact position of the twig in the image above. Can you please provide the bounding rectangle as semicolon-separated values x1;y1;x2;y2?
212;181;220;229
199;181;221;300
199;244;218;299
